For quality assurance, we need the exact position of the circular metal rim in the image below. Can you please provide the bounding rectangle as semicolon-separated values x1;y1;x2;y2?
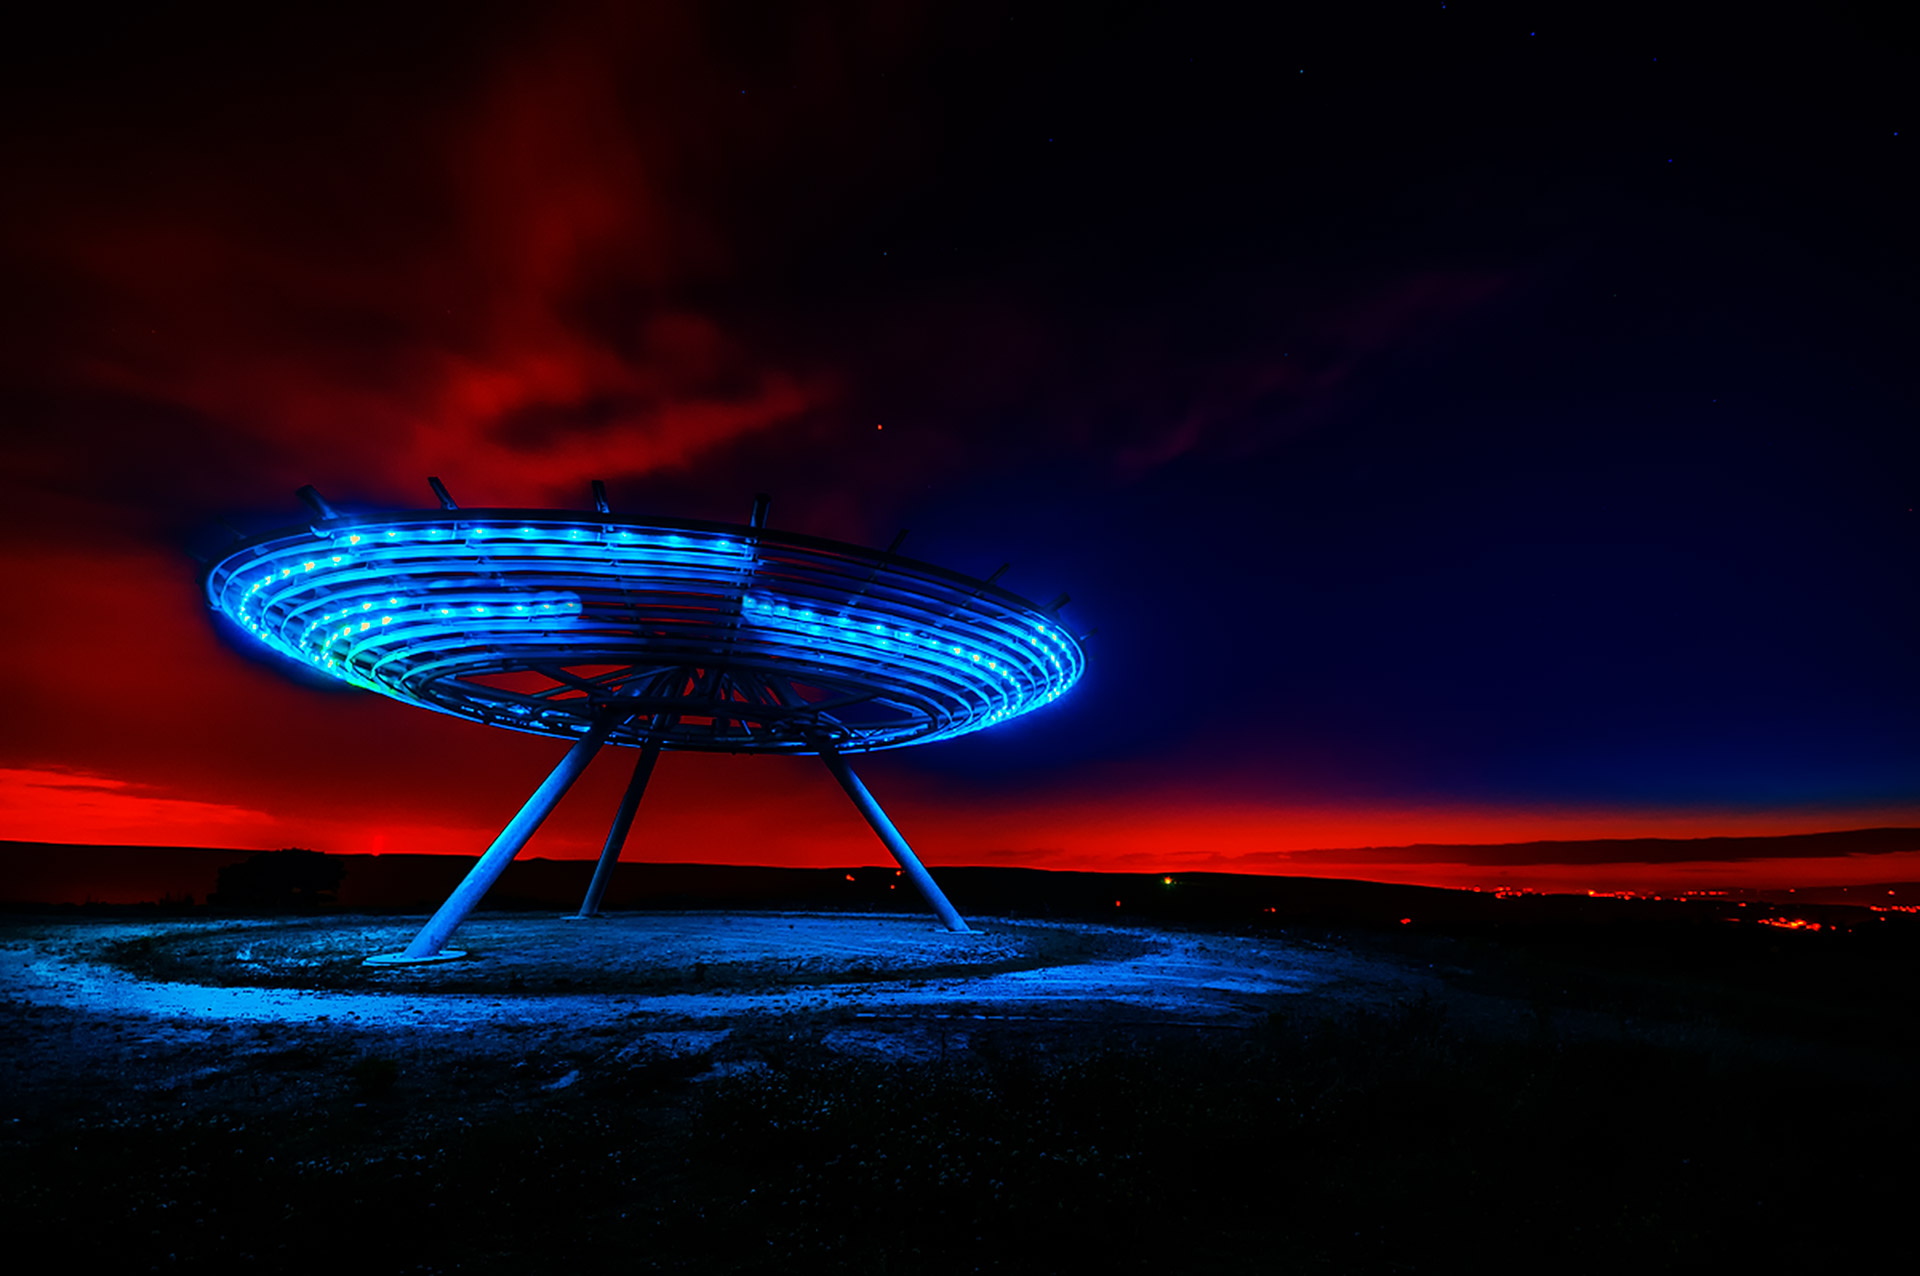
204;508;1085;755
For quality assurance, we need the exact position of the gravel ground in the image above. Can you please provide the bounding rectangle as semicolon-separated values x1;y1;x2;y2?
2;910;1418;1048
5;912;1912;1272
0;911;1426;1126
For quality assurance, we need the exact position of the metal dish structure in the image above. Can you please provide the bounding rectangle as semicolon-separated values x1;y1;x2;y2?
203;481;1086;961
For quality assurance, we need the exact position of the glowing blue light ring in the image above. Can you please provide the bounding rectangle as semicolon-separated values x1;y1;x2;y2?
230;552;1067;730
206;508;1083;753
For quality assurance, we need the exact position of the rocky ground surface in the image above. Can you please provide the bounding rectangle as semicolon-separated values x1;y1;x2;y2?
4;911;1912;1272
0;910;1418;1060
0;913;1427;1136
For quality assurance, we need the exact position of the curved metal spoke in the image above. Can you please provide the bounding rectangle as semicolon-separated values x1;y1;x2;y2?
207;507;1085;755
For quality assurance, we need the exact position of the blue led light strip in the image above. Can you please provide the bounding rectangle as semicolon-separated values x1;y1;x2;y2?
205;511;1084;754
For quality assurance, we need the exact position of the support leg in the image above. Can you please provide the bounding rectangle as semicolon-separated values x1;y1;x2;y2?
370;718;621;963
816;738;969;933
574;736;662;918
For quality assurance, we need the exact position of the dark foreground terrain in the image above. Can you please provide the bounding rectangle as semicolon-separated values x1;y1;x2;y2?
3;904;1915;1272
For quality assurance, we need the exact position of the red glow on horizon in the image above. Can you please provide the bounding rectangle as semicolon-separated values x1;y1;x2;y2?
3;760;1916;896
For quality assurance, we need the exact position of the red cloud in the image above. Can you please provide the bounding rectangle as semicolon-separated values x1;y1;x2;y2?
11;6;829;517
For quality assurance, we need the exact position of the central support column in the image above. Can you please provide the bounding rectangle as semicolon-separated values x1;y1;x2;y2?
370;713;625;963
573;729;665;918
815;737;970;933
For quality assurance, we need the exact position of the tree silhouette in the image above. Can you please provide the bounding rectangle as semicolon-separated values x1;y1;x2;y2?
213;848;345;912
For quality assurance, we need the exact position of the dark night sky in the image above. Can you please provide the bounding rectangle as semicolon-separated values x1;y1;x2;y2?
2;2;1916;889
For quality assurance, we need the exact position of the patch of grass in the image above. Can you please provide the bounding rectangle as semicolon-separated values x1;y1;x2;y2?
345;1056;400;1099
1368;920;1920;1050
666;1003;1909;1272
5;999;1912;1272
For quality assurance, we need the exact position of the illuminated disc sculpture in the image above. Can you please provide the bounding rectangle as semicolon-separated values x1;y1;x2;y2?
202;480;1085;961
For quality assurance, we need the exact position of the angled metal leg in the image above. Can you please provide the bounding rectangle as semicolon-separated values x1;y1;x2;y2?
815;738;969;933
573;734;663;918
368;715;623;963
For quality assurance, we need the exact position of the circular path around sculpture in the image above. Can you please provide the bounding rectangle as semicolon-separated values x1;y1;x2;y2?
2;912;1428;1036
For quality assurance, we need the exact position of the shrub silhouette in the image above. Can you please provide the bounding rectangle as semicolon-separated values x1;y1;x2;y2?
213;848;345;912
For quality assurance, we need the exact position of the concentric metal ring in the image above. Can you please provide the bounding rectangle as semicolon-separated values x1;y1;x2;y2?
204;510;1084;754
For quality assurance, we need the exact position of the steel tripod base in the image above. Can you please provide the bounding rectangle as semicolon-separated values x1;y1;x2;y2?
364;949;468;966
387;727;969;961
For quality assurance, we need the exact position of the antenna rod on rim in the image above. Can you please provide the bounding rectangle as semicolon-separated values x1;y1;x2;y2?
296;485;338;521
591;480;610;514
749;493;771;529
428;477;458;510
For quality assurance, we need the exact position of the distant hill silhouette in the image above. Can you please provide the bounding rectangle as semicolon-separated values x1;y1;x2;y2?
0;841;254;906
3;832;1920;921
4;833;1919;920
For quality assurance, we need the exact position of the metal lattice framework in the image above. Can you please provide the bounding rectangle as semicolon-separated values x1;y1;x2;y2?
206;509;1083;755
201;484;1086;955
